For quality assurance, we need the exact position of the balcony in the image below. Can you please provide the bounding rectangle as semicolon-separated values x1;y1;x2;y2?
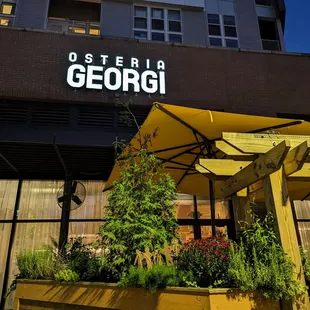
142;0;204;10
47;18;100;36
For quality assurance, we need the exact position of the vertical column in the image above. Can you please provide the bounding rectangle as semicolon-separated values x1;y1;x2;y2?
263;167;309;310
232;195;252;236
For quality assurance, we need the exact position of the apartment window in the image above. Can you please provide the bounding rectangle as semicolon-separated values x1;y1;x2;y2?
133;6;182;43
255;0;271;6
258;18;280;51
208;14;238;48
0;2;16;27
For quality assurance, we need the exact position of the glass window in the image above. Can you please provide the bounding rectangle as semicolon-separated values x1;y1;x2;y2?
168;10;181;21
225;26;237;37
5;222;60;309
69;222;102;245
0;224;11;301
89;28;100;36
209;25;221;36
201;225;228;238
294;201;310;220
0;3;15;15
226;39;238;48
208;14;220;24
223;15;235;26
152;19;164;31
297;222;310;259
0;17;13;26
152;32;165;41
17;180;63;220
169;33;182;43
152;8;164;19
179;225;194;243
0;180;18;220
69;26;86;34
256;0;271;5
175;194;194;219
196;197;230;219
134;30;147;40
134;17;147;29
210;37;223;46
135;6;147;18
70;181;108;220
169;20;181;32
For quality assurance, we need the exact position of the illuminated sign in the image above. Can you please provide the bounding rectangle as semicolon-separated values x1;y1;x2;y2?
66;52;166;95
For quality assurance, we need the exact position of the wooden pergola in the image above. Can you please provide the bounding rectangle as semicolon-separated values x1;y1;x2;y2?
197;132;310;310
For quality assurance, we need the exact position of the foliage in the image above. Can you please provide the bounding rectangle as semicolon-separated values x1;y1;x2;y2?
300;247;310;277
119;265;196;293
177;235;232;287
65;237;100;281
97;147;179;281
228;213;305;300
55;269;80;282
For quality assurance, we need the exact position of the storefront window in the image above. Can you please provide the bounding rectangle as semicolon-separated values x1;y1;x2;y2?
5;222;60;309
69;222;102;245
70;181;108;220
175;194;194;219
197;197;230;219
0;180;18;220
178;225;194;243
201;225;228;238
17;180;62;220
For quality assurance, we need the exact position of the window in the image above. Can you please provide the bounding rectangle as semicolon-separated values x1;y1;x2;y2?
68;21;100;36
133;6;182;43
0;2;16;27
208;14;238;48
258;18;280;51
255;0;271;6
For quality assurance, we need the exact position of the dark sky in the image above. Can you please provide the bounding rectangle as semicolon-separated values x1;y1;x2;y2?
285;0;310;52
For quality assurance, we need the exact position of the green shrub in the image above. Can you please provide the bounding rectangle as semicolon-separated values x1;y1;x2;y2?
228;213;305;300
177;235;232;287
55;270;80;282
300;247;310;277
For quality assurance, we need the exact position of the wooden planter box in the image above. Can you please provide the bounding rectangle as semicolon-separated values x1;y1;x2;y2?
14;280;280;310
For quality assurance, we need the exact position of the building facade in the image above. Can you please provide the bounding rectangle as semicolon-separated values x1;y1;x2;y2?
1;0;310;309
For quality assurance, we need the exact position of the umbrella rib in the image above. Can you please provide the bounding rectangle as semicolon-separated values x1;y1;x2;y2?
177;152;202;186
157;157;191;168
247;120;302;134
155;104;210;142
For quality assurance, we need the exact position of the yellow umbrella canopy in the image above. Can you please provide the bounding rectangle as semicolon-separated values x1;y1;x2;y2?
104;102;310;200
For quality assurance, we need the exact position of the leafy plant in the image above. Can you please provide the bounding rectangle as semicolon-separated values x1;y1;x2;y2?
55;269;80;282
177;235;232;287
119;265;194;293
300;247;310;277
228;213;305;300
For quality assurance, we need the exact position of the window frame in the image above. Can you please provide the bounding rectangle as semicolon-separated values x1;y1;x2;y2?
255;0;272;6
133;5;183;43
208;14;239;48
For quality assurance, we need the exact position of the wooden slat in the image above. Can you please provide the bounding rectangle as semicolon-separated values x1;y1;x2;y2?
221;141;290;198
263;168;309;310
283;141;310;176
215;141;253;156
223;132;310;154
198;159;251;176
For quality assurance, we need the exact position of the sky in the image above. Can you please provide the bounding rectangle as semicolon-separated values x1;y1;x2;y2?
285;0;310;53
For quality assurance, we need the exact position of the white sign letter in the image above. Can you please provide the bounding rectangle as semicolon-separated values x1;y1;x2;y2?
85;53;93;64
116;56;124;67
141;70;158;94
100;55;109;65
131;58;139;68
104;68;122;91
146;59;150;69
69;52;77;63
159;71;166;95
157;60;165;70
122;69;140;93
86;66;103;90
67;64;86;88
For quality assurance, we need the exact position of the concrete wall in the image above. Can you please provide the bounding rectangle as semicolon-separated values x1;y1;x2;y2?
100;1;132;38
14;0;50;29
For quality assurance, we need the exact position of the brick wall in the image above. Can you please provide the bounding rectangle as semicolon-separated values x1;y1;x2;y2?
1;28;310;117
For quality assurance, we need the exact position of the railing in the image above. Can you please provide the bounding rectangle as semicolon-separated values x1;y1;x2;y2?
262;39;280;51
47;18;100;36
143;0;204;9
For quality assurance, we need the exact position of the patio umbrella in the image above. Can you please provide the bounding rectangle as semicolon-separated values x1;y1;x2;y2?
104;102;310;234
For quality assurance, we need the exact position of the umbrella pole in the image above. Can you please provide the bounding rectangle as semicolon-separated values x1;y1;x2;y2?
209;180;216;236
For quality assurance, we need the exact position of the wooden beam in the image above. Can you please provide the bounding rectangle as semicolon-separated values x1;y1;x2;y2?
283;141;310;176
263;168;309;310
223;132;310;154
215;141;253;156
289;163;310;179
198;159;251;176
221;141;290;198
232;195;252;236
248;180;263;193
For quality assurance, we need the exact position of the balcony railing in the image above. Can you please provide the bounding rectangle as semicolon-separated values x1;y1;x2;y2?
262;39;280;51
47;18;100;36
143;0;204;9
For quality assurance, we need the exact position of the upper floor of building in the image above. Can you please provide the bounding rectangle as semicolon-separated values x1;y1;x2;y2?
0;0;286;52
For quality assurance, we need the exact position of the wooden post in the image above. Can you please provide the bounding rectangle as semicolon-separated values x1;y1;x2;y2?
232;195;252;237
263;167;309;310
